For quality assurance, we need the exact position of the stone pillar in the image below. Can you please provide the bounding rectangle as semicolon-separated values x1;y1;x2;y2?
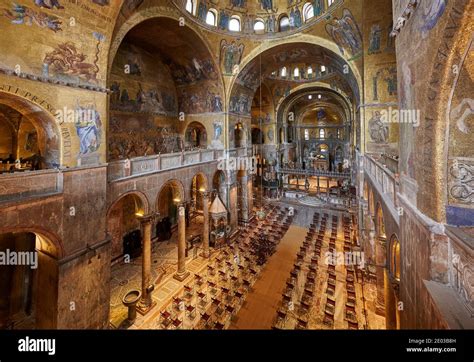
174;204;189;281
228;182;238;231
326;178;330;198
12;129;20;161
393;283;401;329
384;273;398;329
317;176;320;194
375;237;387;316
247;174;254;219
200;191;210;258
137;212;157;314
238;172;250;222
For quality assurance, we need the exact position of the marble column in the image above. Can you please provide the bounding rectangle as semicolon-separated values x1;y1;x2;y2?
375;237;387;316
238;172;250;222
200;191;210;258
384;273;398;329
247;174;254;219
137;212;157;313
174;204;190;281
228;182;238;231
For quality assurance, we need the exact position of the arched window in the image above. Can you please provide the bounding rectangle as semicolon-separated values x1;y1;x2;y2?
307;66;313;77
363;181;369;200
376;204;386;238
304;129;309;140
319;128;325;139
280;67;287;77
279;16;290;31
321;65;326;73
229;16;241;32
293;67;300;78
206;9;217;26
390;235;401;281
254;19;265;32
303;3;314;21
328;0;335;7
185;0;193;14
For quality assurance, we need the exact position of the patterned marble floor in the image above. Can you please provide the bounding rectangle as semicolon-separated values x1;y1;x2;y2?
109;206;385;330
109;206;293;329
109;218;206;328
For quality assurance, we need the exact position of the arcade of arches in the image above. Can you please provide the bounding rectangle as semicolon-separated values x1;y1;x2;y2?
0;0;472;330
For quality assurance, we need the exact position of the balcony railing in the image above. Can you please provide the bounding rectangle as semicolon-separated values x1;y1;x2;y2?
0;169;63;203
364;154;399;207
107;147;250;182
277;167;351;178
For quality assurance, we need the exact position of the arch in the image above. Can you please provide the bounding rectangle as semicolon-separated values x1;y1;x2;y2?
319;128;326;139
405;0;473;222
107;10;225;92
212;169;227;205
363;180;369;201
389;234;401;281
228;37;362;121
303;3;314;22
375;202;386;239
185;121;208;149
107;14;224;160
185;0;195;14
190;172;208;212
0;92;62;168
254;19;265;33
251;127;264;144
293;67;300;78
156;179;186;226
0;229;61;329
279;15;290;32
441;6;474;225
229;15;241;32
234;122;245;148
107;190;150;217
106;191;150;260
369;187;375;215
206;8;218;26
0;227;64;259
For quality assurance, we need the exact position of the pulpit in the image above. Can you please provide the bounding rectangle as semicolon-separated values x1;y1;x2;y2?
209;195;228;249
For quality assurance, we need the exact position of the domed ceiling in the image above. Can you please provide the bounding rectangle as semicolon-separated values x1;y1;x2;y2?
178;0;342;37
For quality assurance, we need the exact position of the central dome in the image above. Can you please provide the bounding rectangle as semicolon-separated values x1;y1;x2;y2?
179;0;340;37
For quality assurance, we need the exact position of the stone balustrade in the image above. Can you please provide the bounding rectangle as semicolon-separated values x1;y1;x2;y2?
0;169;63;203
107;148;247;182
364;154;399;207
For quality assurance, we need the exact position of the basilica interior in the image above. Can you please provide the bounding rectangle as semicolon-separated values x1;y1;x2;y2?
0;0;472;331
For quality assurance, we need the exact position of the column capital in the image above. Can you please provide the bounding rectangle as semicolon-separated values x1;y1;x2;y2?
175;200;187;208
136;211;159;224
199;190;211;198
